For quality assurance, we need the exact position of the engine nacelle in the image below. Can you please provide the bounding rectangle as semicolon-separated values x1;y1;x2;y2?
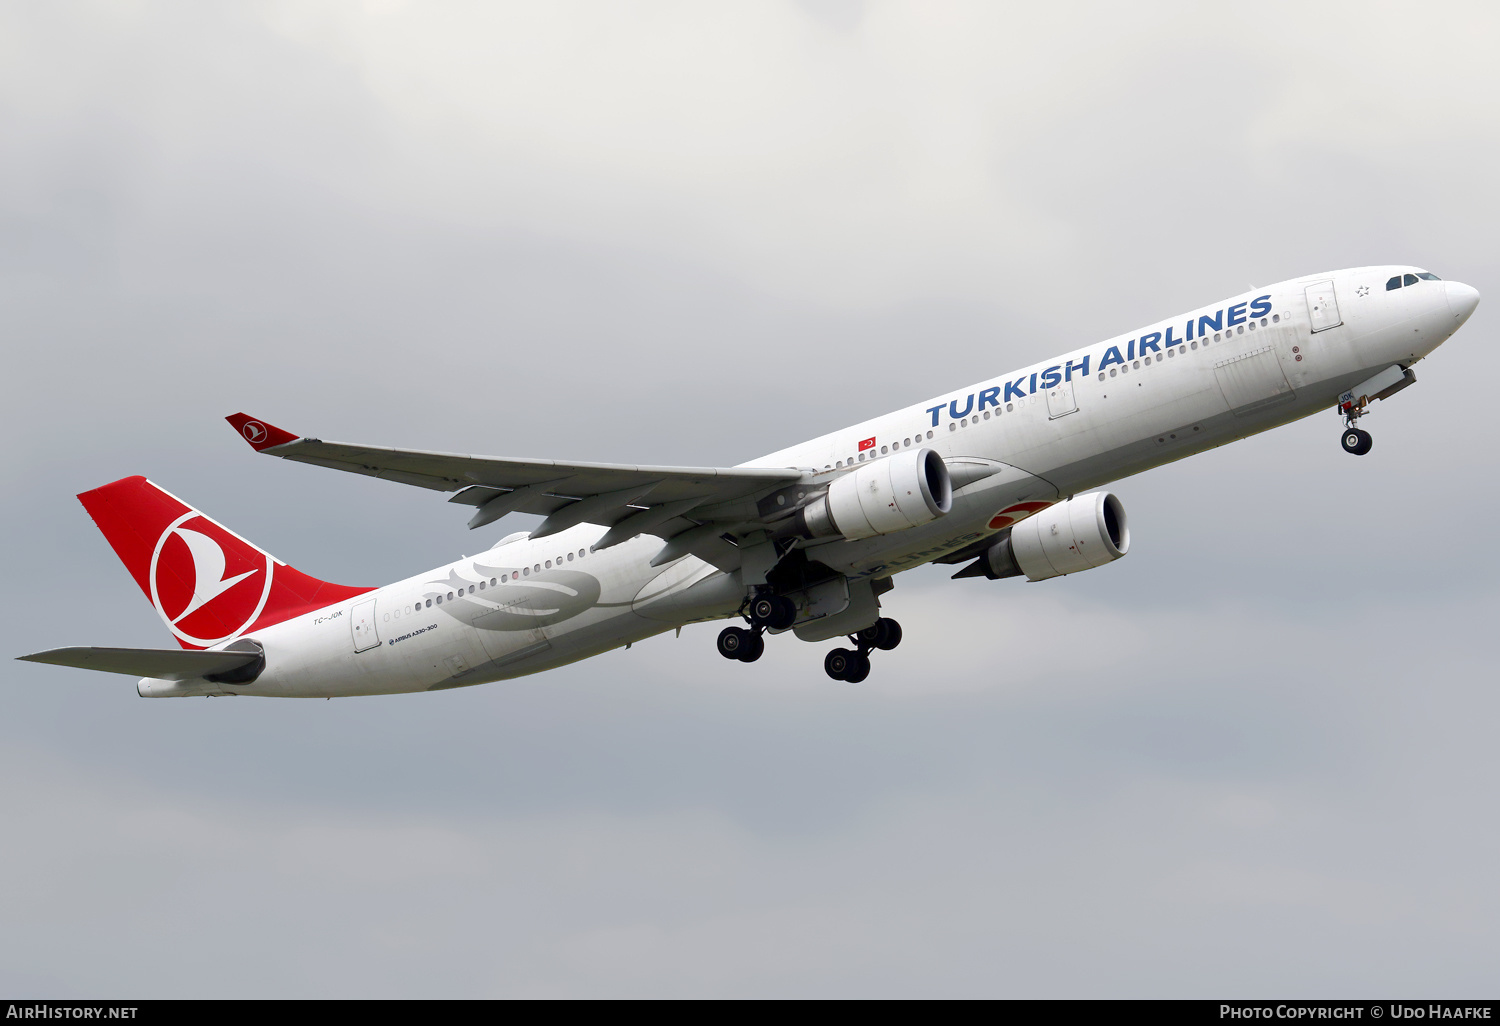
800;448;953;541
974;491;1129;581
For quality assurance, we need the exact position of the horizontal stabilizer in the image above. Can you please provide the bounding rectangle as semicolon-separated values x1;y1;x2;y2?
18;646;262;681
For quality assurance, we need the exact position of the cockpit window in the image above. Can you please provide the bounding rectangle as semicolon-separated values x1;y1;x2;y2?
1388;272;1441;291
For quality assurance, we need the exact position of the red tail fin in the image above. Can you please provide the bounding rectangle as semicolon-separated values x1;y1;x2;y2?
78;476;371;650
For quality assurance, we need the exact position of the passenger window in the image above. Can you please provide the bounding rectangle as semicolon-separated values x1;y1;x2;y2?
425;599;432;608
926;431;934;440
1109;368;1117;377
1386;276;1402;290
447;592;454;600
545;560;552;569
881;445;888;454
567;553;573;562
1133;360;1140;368
1403;273;1418;286
436;595;442;605
490;578;497;586
1272;314;1279;322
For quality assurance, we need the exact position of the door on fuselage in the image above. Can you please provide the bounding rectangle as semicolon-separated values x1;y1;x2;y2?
351;598;380;652
1045;378;1078;419
1305;281;1342;332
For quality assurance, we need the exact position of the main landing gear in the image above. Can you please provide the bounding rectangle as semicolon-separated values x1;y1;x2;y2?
823;618;903;683
715;593;797;664
714;598;903;682
1338;399;1374;456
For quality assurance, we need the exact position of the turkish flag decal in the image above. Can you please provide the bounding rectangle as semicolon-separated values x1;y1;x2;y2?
858;437;876;452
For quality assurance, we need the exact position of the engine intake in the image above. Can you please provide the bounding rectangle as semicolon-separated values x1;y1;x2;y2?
968;492;1129;581
800;448;953;541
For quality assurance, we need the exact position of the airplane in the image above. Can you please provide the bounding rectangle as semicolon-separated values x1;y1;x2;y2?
19;266;1480;697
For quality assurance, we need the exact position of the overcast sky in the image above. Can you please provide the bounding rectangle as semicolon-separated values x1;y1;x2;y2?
3;0;1498;998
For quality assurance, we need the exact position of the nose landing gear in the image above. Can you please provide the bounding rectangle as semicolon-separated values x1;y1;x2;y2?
1337;396;1375;456
1340;426;1373;456
824;617;902;683
1334;365;1418;455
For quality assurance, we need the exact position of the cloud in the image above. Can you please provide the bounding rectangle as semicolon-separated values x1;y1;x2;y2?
1;0;1498;997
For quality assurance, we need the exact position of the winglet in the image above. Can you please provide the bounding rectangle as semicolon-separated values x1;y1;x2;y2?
225;413;301;452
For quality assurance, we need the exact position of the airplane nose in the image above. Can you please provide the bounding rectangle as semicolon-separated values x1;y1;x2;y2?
1444;280;1480;325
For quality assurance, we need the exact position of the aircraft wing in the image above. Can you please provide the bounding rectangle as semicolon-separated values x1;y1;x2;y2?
226;414;805;558
18;647;262;681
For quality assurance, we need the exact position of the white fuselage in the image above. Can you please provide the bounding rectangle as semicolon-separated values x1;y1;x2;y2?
139;266;1476;697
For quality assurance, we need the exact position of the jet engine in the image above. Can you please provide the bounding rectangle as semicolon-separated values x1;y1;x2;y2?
799;448;953;541
963;491;1128;581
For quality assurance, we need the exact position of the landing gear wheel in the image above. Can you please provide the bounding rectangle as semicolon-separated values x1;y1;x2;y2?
842;653;871;683
1341;428;1373;456
824;648;871;682
717;626;752;660
736;631;765;663
857;618;903;651
824;648;856;681
749;595;797;631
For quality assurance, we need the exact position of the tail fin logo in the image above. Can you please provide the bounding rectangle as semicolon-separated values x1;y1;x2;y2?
149;512;275;647
240;420;269;444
